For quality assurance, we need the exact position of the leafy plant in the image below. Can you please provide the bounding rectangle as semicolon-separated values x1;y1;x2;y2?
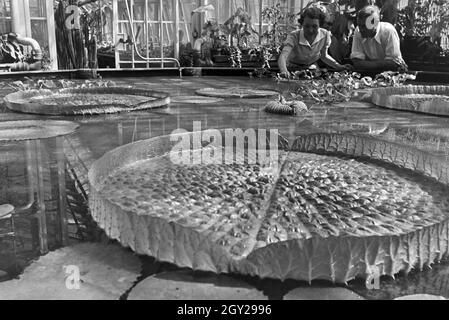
398;0;449;42
203;20;222;49
221;7;258;48
275;71;415;105
229;46;242;68
261;3;297;49
0;34;25;64
40;46;53;71
80;1;112;44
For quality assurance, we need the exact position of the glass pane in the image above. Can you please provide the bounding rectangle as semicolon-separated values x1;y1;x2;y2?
102;6;114;43
179;22;189;44
179;0;197;44
148;0;159;21
31;19;48;48
133;0;145;20
0;0;10;17
148;22;160;47
29;0;46;18
179;0;197;22
0;19;11;33
162;0;174;21
134;22;145;43
162;22;174;45
217;0;230;24
118;0;128;21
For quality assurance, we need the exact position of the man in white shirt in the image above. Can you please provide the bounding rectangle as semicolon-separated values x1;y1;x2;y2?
278;7;351;77
350;5;407;71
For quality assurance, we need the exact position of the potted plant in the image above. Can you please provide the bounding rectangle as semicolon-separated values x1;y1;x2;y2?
257;3;298;69
201;20;229;64
219;7;259;67
398;0;449;69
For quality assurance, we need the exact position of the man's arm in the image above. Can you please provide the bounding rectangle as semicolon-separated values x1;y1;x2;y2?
352;58;398;70
384;24;407;70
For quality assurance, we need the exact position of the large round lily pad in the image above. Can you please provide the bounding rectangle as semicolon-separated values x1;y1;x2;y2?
0;120;78;141
3;87;170;115
88;131;449;283
196;87;278;99
372;85;449;116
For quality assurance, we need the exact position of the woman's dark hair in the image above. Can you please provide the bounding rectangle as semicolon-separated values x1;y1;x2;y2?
298;7;327;27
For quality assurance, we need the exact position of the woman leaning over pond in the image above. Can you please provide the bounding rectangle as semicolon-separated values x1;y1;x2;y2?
278;7;352;78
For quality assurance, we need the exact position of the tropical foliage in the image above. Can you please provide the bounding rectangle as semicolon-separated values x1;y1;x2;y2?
276;71;415;105
221;7;258;48
398;0;449;42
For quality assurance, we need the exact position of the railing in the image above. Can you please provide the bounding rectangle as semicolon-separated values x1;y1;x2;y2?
113;0;181;76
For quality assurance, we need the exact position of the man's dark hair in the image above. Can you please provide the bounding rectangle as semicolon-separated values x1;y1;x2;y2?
356;5;380;24
355;0;376;11
298;7;327;26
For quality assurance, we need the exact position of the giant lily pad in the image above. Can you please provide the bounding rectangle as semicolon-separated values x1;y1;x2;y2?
3;87;170;115
372;85;449;116
88;131;449;283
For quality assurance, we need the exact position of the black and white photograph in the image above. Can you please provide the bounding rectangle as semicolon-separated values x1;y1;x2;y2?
1;0;449;306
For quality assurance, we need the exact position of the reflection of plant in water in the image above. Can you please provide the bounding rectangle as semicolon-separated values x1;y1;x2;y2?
382;126;449;160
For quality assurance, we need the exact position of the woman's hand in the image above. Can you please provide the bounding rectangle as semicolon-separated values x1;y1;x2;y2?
279;71;291;79
343;64;354;71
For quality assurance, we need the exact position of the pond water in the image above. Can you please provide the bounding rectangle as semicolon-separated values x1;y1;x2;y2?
1;75;449;299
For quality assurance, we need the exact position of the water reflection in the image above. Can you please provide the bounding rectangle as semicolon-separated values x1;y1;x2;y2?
0;121;78;278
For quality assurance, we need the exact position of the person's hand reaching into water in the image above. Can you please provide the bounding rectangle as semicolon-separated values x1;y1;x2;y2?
279;71;291;79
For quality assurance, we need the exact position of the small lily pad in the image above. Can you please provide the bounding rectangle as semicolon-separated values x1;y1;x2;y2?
171;96;224;104
196;88;278;99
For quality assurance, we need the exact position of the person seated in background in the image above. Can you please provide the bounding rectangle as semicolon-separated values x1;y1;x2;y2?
350;5;407;72
278;7;352;78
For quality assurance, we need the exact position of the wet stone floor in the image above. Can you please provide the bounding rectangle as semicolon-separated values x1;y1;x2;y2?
0;75;449;299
